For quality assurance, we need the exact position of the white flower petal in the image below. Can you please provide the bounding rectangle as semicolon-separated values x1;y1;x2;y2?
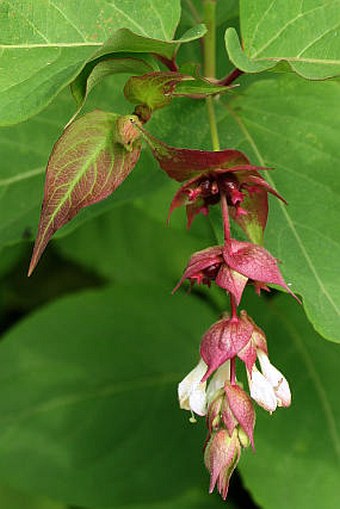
178;359;208;415
248;366;277;413
206;360;230;405
189;384;208;416
257;351;291;407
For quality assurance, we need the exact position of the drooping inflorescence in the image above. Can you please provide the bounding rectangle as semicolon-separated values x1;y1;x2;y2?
138;131;300;500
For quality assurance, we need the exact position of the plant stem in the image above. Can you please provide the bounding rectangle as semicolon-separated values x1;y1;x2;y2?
206;97;220;150
203;0;216;79
230;357;236;385
218;68;244;87
220;190;231;243
203;0;220;151
229;294;238;320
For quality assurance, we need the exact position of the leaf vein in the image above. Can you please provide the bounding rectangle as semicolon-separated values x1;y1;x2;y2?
48;0;88;42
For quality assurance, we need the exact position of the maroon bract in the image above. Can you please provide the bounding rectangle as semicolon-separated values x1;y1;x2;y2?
237;312;268;374
174;241;299;305
223;239;299;302
134;124;252;181
200;315;254;381
223;382;255;448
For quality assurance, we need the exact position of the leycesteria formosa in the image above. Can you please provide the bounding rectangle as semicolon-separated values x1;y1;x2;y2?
153;133;301;500
28;54;300;502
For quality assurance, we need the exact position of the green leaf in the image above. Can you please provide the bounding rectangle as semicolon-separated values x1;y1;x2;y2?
225;0;340;79
0;0;181;126
97;488;239;509
0;483;65;509
95;24;207;61
174;76;232;98
238;293;340;509
70;54;159;121
28;111;142;275
124;72;186;110
0;284;215;507
56;202;214;284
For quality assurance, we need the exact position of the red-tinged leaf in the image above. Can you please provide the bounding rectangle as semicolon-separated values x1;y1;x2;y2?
124;71;186;111
28;111;142;276
173;246;224;292
135;125;251;181
215;264;248;305
230;185;268;245
224;383;256;448
223;240;299;301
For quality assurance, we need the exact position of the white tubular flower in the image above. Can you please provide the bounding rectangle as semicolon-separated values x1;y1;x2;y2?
257;351;291;408
206;360;230;405
178;359;208;416
247;366;278;413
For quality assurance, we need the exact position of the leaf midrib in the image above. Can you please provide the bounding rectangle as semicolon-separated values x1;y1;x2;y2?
36;130;115;252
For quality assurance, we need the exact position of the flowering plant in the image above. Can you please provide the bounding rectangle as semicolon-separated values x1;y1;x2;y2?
0;1;339;508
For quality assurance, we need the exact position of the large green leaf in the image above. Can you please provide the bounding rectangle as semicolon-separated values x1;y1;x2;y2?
56;202;213;285
0;0;181;125
146;75;340;342
0;483;65;509
238;293;340;509
0;284;217;507
225;0;340;79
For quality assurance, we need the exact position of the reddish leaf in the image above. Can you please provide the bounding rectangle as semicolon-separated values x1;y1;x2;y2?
28;111;141;276
135;125;251;181
223;239;300;301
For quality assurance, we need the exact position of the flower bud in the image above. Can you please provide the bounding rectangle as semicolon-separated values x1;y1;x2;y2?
204;429;241;500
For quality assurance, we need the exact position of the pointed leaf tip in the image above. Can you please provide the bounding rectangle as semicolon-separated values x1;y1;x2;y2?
28;111;142;275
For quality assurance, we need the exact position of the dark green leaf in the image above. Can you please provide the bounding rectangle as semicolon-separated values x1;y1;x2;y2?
0;483;65;509
0;284;215;507
56;202;214;284
225;0;340;79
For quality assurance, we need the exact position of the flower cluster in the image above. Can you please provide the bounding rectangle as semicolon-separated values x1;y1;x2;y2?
135;126;299;500
157;141;299;500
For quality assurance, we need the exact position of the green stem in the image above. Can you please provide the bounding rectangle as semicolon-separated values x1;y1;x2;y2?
206;97;220;150
203;0;219;151
203;0;216;78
